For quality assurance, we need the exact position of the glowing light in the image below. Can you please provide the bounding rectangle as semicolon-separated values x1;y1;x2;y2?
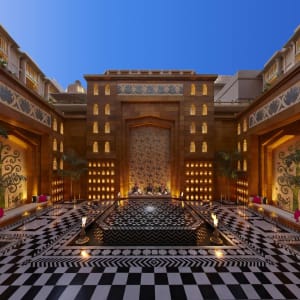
82;216;87;227
215;249;224;258
80;250;90;258
211;213;218;227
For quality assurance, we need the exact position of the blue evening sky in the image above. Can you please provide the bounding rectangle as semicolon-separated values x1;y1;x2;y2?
1;0;300;89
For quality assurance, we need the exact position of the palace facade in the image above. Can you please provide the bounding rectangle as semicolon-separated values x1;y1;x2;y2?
1;24;300;213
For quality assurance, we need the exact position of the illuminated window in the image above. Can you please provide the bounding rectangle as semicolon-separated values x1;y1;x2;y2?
202;141;207;153
53;138;57;151
93;121;98;133
202;104;208;116
93;83;99;96
237;160;241;171
105;84;110;95
237;123;241;135
202;83;208;96
190;104;196;115
59;158;63;170
93;104;99;115
243;119;247;132
190;84;196;96
202;122;207;134
243;159;247;171
53;118;57;131
53;158;57;170
105;122;110;133
0;36;8;58
60;123;64;135
190;141;196;153
190;122;196;134
93;141;98;153
105;104;110;115
243;139;247;152
60;141;63;153
105;141;110;153
237;141;241;152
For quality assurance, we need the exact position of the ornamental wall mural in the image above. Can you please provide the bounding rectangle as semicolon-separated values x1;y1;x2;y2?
0;137;27;209
249;83;300;128
117;84;183;95
0;82;51;127
273;136;300;212
129;127;170;193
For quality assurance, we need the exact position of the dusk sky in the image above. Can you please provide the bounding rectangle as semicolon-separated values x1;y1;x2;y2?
1;0;300;89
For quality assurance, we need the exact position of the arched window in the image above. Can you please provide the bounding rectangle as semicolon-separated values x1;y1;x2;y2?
237;123;241;135
243;119;247;132
237;141;241;152
105;84;110;95
53;157;57;170
190;84;196;96
202;104;207;116
190;141;196;153
202;83;208;96
243;139;247;152
53;138;57;151
105;122;110;133
243;159;247;171
59;158;63;170
60;123;64;135
190;104;196;116
105;141;110;153
202;122;207;134
60;141;63;153
53;118;57;131
237;160;241;171
202;141;207;153
105;104;110;115
93;141;98;153
93;83;99;96
190;122;196;134
93;121;98;133
93;103;99;115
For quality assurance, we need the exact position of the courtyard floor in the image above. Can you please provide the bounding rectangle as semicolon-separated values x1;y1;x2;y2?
0;200;300;300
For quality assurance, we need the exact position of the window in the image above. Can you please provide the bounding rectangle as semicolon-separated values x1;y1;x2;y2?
190;104;196;115
202;141;207;153
25;63;38;90
237;160;241;171
93;104;99;115
243;139;247;152
202;122;207;134
237;141;241;152
105;84;110;95
105;104;110;115
105;122;110;133
53;118;57;131
190;141;196;153
190;122;196;134
93;83;99;96
190;84;196;96
243;119;247;132
60;123;64;135
59;158;63;170
93;141;98;153
0;36;8;60
60;141;63;153
93;121;98;133
202;83;208;96
243;159;247;171
105;141;110;153
202;104;207;116
237;123;241;135
53;138;57;151
53;158;57;170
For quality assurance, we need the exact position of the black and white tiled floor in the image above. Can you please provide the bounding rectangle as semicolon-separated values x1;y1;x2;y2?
0;200;300;299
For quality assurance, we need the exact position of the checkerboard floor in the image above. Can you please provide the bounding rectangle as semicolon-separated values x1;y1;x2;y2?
0;201;300;300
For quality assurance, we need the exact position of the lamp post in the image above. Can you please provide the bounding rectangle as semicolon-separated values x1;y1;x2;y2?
76;216;89;245
210;213;223;245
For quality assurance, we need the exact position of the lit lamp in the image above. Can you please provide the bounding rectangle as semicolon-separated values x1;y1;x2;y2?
210;213;223;245
76;216;89;245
